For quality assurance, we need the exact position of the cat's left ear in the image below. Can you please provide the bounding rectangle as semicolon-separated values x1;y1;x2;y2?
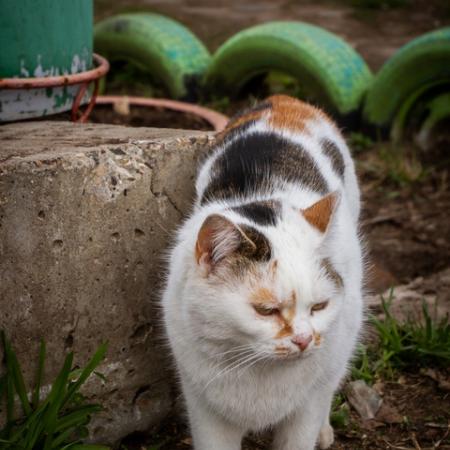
195;214;271;276
301;191;340;234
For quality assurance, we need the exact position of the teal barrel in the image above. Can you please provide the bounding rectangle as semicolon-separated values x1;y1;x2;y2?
0;0;93;121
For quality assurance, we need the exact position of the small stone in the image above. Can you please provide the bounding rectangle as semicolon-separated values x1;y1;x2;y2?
372;381;384;395
421;368;450;392
345;380;383;420
376;402;403;424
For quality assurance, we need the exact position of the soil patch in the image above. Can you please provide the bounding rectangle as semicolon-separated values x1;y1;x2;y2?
89;105;213;131
359;142;450;285
122;372;450;450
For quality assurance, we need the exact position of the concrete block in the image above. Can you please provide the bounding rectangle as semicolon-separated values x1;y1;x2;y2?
0;121;213;444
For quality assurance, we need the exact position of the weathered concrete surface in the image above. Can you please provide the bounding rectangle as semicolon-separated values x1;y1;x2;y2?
0;121;213;444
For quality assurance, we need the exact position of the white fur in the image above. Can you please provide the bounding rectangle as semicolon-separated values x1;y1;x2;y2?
163;112;363;450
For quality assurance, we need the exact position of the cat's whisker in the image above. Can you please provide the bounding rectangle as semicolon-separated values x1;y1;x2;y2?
212;348;254;366
207;348;256;376
212;350;267;380
235;351;270;378
202;351;264;393
208;343;255;360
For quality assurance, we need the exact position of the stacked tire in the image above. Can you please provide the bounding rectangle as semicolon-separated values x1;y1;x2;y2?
94;13;450;143
204;21;373;121
94;13;211;100
363;27;450;143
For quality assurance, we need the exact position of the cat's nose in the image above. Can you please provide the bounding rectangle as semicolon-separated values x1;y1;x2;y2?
291;334;312;351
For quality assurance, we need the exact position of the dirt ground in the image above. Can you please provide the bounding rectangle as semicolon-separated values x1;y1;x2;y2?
89;105;213;131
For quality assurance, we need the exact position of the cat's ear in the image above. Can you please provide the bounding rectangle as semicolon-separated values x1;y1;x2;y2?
301;191;340;234
195;214;270;276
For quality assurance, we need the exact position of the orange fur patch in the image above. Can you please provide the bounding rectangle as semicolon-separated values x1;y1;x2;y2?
275;345;290;355
217;107;270;141
228;110;266;130
267;95;332;134
275;323;294;339
250;286;297;339
277;291;296;339
313;331;322;346
251;287;277;306
302;192;338;233
270;259;278;279
195;219;216;264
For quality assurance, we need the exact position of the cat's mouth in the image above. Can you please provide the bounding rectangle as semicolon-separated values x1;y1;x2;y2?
273;346;309;360
273;341;321;361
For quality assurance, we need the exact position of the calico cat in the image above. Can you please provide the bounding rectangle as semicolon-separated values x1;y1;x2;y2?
162;95;363;450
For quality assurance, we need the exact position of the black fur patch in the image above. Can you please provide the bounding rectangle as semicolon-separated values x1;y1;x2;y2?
232;200;281;226
321;139;345;178
202;132;328;204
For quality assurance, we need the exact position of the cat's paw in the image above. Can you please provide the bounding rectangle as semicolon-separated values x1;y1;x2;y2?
318;423;334;449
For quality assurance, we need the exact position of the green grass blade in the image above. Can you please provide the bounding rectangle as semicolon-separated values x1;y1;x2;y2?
33;340;46;408
63;343;107;408
6;403;47;445
51;426;82;449
6;369;15;426
23;410;47;450
54;405;101;434
0;373;6;402
42;352;74;450
2;334;32;417
66;445;111;450
1;332;15;428
1;337;107;450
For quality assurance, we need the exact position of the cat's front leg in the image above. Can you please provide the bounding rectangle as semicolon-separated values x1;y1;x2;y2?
183;387;245;450
273;391;334;450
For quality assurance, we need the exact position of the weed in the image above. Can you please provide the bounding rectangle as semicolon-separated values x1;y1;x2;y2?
359;143;428;188
205;96;231;114
379;145;427;186
348;132;374;153
351;291;450;384
350;345;377;384
330;394;350;429
262;71;306;99
104;61;166;98
371;293;450;370
0;332;109;450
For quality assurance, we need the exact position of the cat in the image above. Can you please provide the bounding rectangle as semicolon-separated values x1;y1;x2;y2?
162;94;364;450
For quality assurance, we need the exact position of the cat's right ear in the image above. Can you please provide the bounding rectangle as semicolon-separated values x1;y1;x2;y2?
195;214;243;276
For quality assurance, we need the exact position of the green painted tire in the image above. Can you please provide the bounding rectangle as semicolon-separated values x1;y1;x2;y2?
94;13;211;100
205;21;373;116
363;27;450;134
416;92;450;148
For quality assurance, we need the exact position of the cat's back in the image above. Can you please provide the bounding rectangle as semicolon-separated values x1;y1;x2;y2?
196;95;360;221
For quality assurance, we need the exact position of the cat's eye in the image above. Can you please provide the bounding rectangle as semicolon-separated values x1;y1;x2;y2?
311;301;329;314
253;304;279;316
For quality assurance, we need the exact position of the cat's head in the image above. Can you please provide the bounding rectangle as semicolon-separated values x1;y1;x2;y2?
188;192;343;362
